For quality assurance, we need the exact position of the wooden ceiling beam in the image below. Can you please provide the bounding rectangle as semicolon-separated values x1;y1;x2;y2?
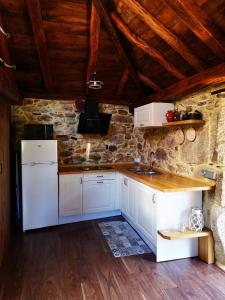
86;2;101;83
146;63;225;103
26;0;53;90
121;0;205;72
111;12;185;80
0;68;21;104
138;72;162;91
164;0;225;60
117;68;129;98
21;90;129;105
0;14;21;104
93;0;141;92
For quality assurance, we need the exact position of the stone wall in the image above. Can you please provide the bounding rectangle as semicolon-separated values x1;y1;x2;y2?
11;99;136;165
134;83;225;267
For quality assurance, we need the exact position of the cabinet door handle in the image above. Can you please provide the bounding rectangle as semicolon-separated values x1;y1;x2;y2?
80;177;82;184
140;124;144;127
124;178;128;186
152;194;156;204
97;181;103;184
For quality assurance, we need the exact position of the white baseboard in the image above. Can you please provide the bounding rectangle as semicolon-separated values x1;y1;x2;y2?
59;210;121;225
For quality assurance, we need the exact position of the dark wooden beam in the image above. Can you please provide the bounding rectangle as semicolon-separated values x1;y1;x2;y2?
0;68;21;104
111;12;185;80
21;90;129;105
86;2;101;83
121;0;205;72
93;0;141;92
26;0;53;90
0;14;21;104
145;63;225;103
0;14;17;85
117;68;129;98
138;72;162;91
164;0;225;60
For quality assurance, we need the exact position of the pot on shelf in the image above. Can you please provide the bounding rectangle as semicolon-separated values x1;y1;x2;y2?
166;110;175;122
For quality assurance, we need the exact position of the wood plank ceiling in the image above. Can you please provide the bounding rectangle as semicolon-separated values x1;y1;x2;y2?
0;0;225;106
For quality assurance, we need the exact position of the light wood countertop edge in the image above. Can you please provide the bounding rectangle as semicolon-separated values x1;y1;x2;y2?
58;163;215;192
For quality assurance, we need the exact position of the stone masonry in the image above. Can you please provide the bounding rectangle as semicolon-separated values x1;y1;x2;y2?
11;99;136;165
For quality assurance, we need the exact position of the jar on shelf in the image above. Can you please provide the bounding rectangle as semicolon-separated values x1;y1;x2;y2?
189;207;204;232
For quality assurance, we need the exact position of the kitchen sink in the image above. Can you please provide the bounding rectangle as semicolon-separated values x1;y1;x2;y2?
128;168;160;175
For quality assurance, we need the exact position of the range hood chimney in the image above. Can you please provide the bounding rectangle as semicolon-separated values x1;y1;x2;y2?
77;98;111;134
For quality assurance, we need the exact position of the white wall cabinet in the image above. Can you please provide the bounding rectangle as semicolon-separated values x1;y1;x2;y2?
134;102;174;128
59;174;83;216
83;180;116;213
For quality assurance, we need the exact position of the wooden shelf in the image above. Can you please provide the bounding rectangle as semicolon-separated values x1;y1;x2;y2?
158;227;214;264
162;120;205;127
158;227;211;240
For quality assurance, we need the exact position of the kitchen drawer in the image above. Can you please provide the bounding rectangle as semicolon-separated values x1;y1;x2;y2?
83;172;116;181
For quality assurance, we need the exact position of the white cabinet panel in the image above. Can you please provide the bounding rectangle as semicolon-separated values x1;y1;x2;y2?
135;183;157;246
134;103;174;128
128;179;136;223
83;180;115;213
121;177;129;215
59;174;83;216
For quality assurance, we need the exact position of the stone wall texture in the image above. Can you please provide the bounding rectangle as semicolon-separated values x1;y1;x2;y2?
11;84;225;267
11;99;136;165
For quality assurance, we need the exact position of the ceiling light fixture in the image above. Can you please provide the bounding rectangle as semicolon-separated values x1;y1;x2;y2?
87;71;103;89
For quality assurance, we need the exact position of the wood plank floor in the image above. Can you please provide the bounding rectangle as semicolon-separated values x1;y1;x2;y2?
1;216;225;300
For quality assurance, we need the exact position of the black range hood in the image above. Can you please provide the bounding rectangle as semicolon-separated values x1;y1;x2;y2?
77;99;111;134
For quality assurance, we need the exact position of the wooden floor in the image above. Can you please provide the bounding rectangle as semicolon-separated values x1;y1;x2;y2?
1;216;225;300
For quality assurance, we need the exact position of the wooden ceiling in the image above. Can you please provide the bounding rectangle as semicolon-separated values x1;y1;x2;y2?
0;0;225;106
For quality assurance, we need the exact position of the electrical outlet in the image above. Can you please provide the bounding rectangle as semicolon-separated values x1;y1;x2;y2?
201;169;217;180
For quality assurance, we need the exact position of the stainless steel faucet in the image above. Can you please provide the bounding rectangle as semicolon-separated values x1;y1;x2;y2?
148;151;156;170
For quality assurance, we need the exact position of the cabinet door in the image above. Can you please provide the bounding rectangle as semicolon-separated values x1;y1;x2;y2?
59;175;83;216
121;177;129;215
135;183;157;245
128;179;136;222
134;105;150;128
83;180;115;213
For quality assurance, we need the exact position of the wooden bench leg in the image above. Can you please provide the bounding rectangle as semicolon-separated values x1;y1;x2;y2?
198;232;214;264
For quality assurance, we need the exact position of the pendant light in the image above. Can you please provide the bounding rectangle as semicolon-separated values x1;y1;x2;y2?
87;71;103;89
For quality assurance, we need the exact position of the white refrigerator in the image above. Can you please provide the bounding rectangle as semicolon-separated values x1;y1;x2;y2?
21;140;58;231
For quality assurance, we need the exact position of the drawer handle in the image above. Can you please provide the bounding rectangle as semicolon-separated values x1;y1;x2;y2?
152;194;156;204
97;181;103;184
140;124;144;127
97;175;103;178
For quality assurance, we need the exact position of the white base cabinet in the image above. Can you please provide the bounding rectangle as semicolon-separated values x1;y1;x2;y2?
60;171;203;262
59;172;118;218
83;180;116;213
119;174;202;262
59;174;83;216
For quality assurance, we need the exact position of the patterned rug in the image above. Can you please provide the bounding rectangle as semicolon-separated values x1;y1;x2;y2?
98;221;151;258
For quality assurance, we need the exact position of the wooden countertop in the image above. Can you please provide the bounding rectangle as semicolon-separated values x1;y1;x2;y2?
59;164;215;193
